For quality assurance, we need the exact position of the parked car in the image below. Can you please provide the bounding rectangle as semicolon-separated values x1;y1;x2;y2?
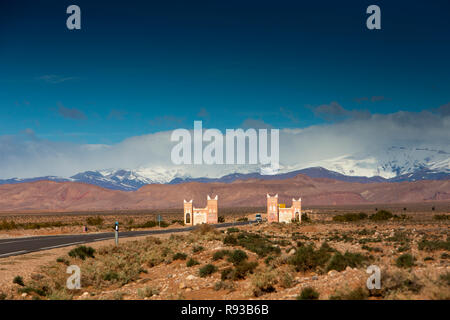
255;214;263;223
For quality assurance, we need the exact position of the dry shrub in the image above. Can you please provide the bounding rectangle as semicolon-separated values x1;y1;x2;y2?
190;224;221;241
279;271;294;289
251;270;277;297
381;270;423;299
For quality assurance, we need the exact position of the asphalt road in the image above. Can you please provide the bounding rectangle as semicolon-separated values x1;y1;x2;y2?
0;221;255;259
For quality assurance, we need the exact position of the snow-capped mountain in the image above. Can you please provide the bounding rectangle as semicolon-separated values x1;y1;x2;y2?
305;146;450;179
0;146;448;191
70;170;155;191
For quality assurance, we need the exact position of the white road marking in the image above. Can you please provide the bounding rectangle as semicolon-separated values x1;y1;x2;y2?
0;250;27;257
40;241;84;250
94;237;112;241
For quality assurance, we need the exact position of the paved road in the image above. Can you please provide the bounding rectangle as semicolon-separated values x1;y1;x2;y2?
0;221;255;258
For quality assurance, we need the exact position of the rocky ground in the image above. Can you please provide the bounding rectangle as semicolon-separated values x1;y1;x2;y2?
0;214;449;300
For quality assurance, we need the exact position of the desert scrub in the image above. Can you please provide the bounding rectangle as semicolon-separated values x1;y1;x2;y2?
395;253;416;268
279;271;294;288
72;236;180;289
292;232;310;241
233;261;258;280
272;239;291;247
0;220;17;230
214;281;235;291
418;239;450;252
288;244;333;272
220;260;258;281
297;287;319;300
236;231;281;257
330;287;369;300
10;237;176;297
227;249;248;265
301;213;310;222
252;270;277;297
223;234;238;245
333;213;367;222
433;214;450;220
68;246;95;260
133;220;157;228
381;271;423;298
0;292;6;300
56;256;69;264
47;290;74;300
0;220;73;230
190;224;221;241
369;210;393;221
17;280;51;298
386;231;410;244
361;245;382;253
103;271;120;281
13;276;25;286
192;245;204;253
227;227;239;233
212;249;231;261
440;272;450;286
397;245;410;252
358;237;382;244
186;258;200;267
357;228;375;236
172;252;188;261
112;292;124;300
137;286;159;298
326;251;367;272
86;216;103;226
199;264;218;277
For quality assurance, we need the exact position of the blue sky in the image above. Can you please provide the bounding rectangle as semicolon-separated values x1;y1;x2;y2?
1;0;449;145
0;1;449;179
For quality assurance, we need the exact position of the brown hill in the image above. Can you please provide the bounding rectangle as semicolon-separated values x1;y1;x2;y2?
0;174;449;212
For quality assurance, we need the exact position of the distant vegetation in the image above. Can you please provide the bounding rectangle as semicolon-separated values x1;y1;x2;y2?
332;210;403;223
331;210;405;223
369;210;394;221
433;214;450;221
130;220;170;229
0;220;72;230
418;239;450;252
86;216;104;226
333;213;367;222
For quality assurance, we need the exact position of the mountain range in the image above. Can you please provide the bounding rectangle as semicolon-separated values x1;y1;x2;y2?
0;146;448;191
0;173;449;212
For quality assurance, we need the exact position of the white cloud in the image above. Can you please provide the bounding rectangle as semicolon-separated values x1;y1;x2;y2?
0;108;449;179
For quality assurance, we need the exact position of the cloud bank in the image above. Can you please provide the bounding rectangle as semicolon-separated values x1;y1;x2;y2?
0;104;449;179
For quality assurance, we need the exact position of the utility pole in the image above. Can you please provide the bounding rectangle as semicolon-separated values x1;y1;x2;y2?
114;221;119;246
